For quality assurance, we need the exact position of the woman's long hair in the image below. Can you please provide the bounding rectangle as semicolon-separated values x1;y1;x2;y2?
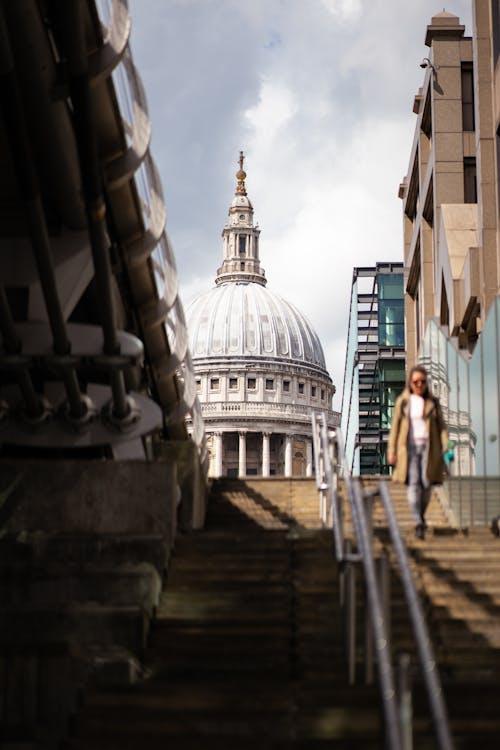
407;364;430;398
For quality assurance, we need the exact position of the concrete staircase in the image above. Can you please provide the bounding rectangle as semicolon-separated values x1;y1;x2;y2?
368;480;500;748
62;477;383;748
61;477;500;749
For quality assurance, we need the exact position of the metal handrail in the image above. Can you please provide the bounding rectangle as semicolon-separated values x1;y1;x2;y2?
312;415;455;750
349;477;402;749
318;414;343;562
378;481;454;750
312;415;401;747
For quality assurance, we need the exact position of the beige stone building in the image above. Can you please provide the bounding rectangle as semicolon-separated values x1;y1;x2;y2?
399;4;500;479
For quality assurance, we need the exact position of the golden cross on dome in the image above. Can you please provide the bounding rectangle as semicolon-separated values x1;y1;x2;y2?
235;150;247;195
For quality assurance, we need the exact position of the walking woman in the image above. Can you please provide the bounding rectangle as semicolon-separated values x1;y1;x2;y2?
388;365;448;539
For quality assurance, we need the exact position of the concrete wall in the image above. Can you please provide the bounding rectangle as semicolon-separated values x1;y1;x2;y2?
0;458;185;749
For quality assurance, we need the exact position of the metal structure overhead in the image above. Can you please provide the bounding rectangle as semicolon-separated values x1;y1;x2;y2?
0;0;206;463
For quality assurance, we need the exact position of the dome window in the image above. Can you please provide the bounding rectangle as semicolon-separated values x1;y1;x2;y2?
321;388;325;400
195;378;201;393
247;377;256;390
311;385;317;398
298;382;305;395
283;380;290;392
229;377;238;390
265;378;274;390
210;377;220;390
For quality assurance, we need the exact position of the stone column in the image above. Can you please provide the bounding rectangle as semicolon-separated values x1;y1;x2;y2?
214;431;223;478
306;438;313;477
262;432;270;477
284;434;293;477
238;431;247;477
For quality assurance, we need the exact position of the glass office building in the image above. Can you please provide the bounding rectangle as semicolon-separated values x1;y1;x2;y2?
420;298;500;478
341;264;406;475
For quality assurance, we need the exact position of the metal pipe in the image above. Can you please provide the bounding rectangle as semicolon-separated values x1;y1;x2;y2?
0;287;43;419
0;5;87;421
61;0;120;356
110;369;129;420
62;370;87;420
0;287;21;353
17;369;43;418
0;10;70;356
61;1;130;419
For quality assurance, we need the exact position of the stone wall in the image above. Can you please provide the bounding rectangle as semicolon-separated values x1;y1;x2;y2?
0;458;186;749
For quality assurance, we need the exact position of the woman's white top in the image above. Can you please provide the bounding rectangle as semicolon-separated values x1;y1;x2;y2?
409;394;427;445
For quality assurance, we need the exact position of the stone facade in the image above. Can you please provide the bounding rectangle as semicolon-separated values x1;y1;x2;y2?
400;5;500;366
398;4;500;482
400;11;477;365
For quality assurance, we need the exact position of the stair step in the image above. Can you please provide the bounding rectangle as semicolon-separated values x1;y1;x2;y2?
62;478;500;748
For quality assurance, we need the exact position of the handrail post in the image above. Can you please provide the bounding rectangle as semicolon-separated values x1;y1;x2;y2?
378;481;455;750
350;480;402;749
345;553;357;686
364;494;374;685
378;553;391;648
398;653;413;750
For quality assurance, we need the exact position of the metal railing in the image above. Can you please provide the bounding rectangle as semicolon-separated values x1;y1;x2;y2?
312;413;454;750
444;476;500;529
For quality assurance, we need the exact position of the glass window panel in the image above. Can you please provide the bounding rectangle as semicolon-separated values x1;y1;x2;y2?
469;337;484;475
445;339;458;477
378;274;404;300
457;349;473;476
379;360;405;429
483;306;500;474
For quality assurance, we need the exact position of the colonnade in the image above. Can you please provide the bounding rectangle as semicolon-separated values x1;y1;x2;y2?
212;430;313;478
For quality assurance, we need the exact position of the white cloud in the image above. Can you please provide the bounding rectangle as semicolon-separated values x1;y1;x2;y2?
128;0;474;414
241;104;411;406
319;0;363;21
244;81;297;151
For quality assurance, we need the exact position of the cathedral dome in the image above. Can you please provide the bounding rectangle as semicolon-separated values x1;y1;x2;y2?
186;280;328;373
184;152;337;479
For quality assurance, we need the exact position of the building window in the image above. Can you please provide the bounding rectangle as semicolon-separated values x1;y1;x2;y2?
461;63;475;131
239;235;246;255
298;382;305;395
464;157;477;203
229;377;238;390
196;378;201;393
378;274;405;347
283;380;290;392
494;1;500;64
321;388;325;400
210;377;219;390
311;385;317;398
247;377;256;390
265;378;274;390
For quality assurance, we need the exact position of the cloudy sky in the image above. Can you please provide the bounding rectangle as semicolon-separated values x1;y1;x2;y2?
128;0;472;410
